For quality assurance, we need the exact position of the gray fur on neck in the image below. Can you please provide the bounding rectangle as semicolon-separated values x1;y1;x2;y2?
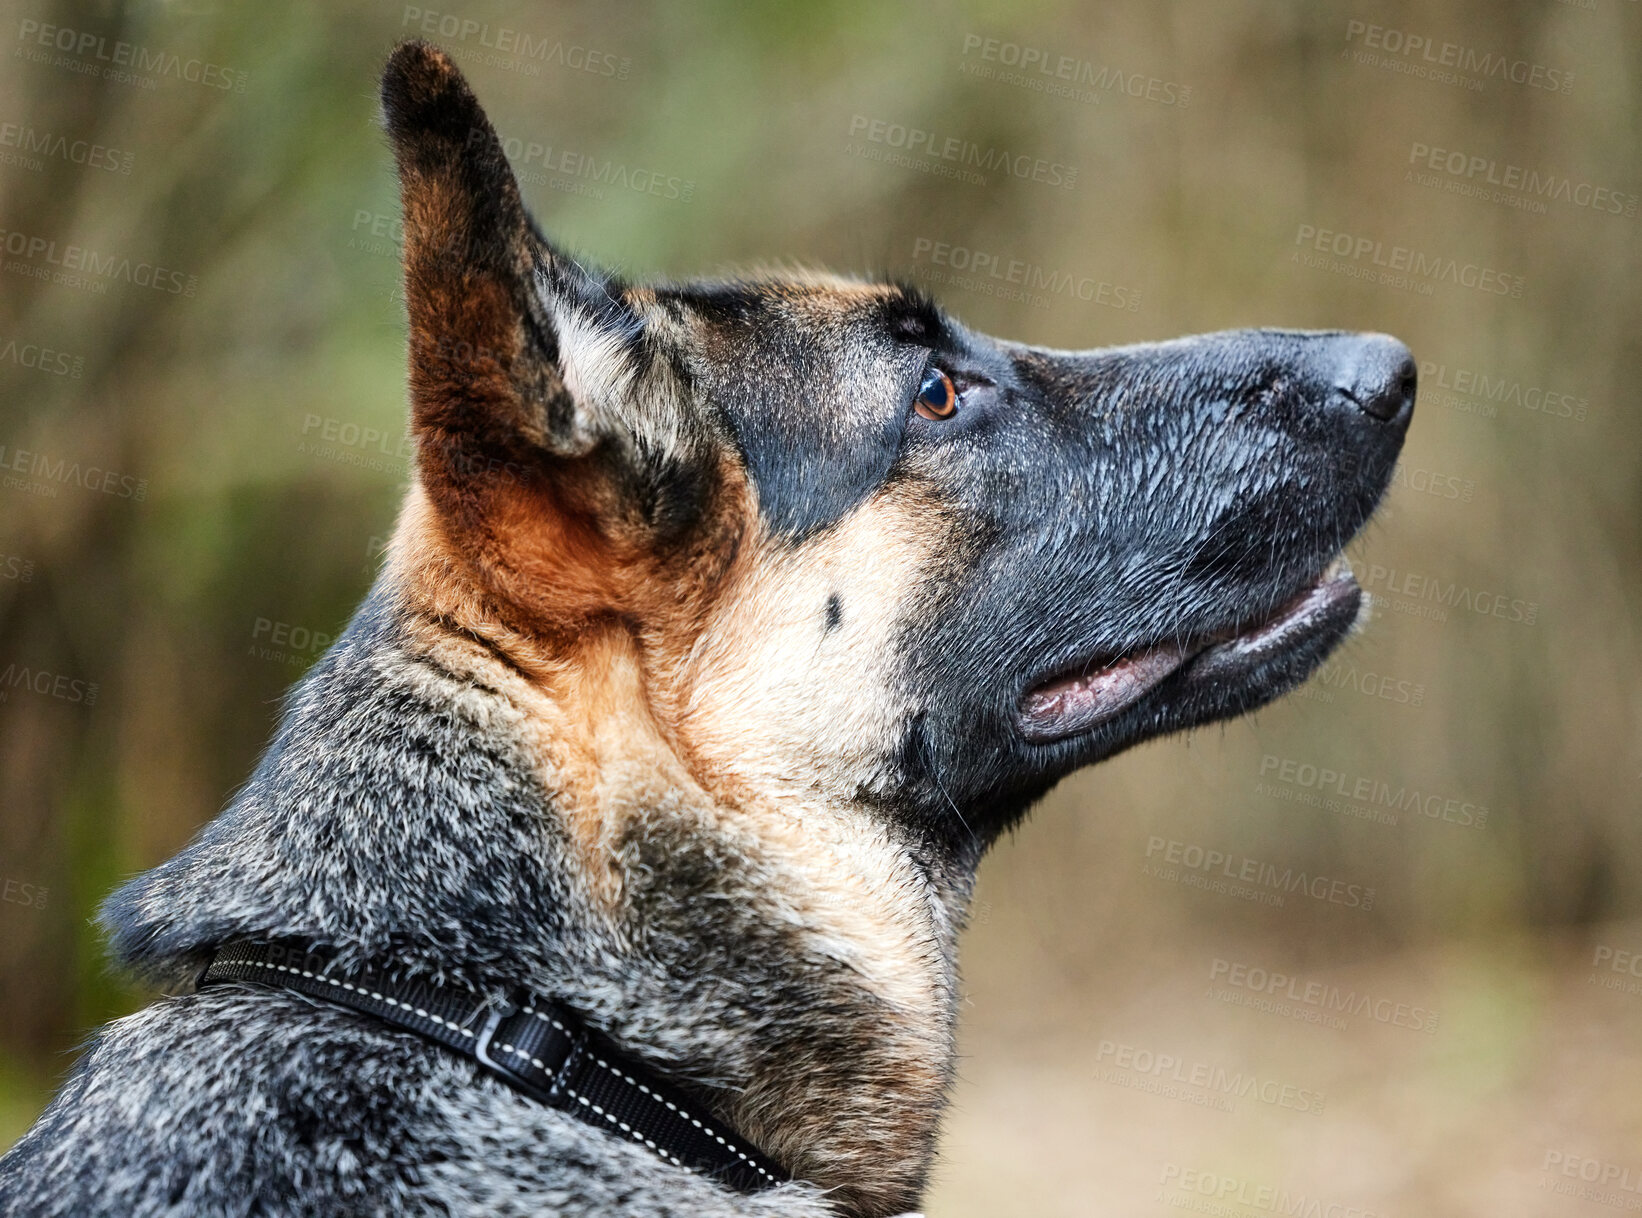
102;578;583;997
0;575;954;1215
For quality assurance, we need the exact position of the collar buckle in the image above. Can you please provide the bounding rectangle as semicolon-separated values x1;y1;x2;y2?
472;999;554;1105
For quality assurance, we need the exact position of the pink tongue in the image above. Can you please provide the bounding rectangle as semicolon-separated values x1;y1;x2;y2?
1018;644;1190;743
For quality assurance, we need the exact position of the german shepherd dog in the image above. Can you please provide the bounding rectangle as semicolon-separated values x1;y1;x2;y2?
0;41;1415;1218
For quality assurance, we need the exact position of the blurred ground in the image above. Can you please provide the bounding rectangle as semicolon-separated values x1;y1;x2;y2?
927;772;1642;1216
1;0;1638;1211
935;925;1642;1216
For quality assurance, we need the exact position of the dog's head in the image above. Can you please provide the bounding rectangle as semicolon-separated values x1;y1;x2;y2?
380;42;1413;867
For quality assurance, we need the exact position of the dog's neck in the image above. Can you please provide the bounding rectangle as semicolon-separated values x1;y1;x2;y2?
103;496;966;1216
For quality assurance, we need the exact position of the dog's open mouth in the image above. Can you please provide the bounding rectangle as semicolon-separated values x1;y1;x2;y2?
1017;557;1362;743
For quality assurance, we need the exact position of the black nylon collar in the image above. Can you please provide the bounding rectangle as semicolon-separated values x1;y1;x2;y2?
199;940;788;1193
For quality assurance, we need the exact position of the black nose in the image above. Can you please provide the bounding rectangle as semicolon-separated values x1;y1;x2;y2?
1337;335;1416;424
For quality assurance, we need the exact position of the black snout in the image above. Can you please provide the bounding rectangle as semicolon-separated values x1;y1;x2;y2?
1335;334;1417;424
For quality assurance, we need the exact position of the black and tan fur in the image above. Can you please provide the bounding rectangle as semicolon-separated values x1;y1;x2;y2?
0;42;1415;1218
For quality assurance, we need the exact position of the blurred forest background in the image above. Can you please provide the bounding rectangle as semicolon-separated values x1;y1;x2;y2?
1;1;1638;1213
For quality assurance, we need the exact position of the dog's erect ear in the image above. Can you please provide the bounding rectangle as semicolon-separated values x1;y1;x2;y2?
380;42;697;623
380;40;637;463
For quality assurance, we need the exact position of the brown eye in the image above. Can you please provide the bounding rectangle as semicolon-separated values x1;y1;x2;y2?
914;367;958;420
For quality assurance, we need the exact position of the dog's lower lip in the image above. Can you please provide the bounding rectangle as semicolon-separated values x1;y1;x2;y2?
1017;643;1192;743
1017;559;1360;744
1188;557;1359;681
